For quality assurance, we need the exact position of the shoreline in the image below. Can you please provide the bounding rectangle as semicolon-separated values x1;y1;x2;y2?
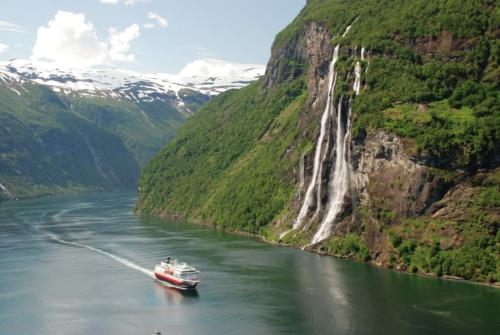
138;210;500;289
232;229;500;289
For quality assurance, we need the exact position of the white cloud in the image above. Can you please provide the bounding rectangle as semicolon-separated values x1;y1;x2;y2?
177;58;265;81
143;22;156;29
0;43;8;53
100;0;148;5
31;11;142;68
31;11;107;68
148;12;168;28
0;20;25;33
125;0;148;5
109;24;140;62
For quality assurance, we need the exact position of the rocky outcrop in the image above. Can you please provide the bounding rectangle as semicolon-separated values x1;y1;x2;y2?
264;22;334;95
343;130;454;262
352;130;452;222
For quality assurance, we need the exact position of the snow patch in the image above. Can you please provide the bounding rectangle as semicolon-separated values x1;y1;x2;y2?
0;58;265;102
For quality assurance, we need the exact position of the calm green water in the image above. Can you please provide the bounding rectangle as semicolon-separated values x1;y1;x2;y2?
0;192;498;335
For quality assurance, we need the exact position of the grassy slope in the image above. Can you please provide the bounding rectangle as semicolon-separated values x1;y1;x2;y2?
0;84;139;199
138;0;499;283
69;96;187;164
138;79;307;230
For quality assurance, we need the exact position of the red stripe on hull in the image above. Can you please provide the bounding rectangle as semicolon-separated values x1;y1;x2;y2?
154;272;197;288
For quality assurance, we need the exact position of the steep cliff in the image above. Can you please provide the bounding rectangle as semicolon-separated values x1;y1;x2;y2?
137;0;499;284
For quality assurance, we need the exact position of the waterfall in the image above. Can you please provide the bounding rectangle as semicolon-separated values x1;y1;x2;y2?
342;25;352;37
298;153;305;199
288;20;364;244
353;61;361;95
311;97;352;244
311;57;362;244
293;46;340;230
314;74;337;217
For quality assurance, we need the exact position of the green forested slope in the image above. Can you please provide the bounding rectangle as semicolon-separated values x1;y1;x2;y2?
137;0;499;283
138;80;307;229
69;96;186;164
0;84;140;199
0;73;212;199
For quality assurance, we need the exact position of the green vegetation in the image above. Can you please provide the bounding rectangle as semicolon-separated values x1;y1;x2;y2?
274;0;499;169
385;168;499;282
326;234;371;262
137;0;499;283
0;74;208;199
69;96;186;164
138;79;307;233
388;232;499;283
368;100;498;168
0;83;139;199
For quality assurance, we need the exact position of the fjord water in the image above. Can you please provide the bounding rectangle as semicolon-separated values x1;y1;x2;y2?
0;193;498;335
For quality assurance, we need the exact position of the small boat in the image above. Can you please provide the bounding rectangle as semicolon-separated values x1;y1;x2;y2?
154;257;200;290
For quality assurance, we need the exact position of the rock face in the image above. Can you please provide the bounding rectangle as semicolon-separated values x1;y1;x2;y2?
265;22;334;94
347;130;453;262
352;130;450;221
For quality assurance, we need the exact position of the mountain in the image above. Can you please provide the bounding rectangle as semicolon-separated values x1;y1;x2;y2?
0;59;264;200
0;59;265;108
0;82;139;200
136;0;499;284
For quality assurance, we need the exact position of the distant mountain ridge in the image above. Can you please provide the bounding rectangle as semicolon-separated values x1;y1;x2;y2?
0;59;265;113
0;59;264;200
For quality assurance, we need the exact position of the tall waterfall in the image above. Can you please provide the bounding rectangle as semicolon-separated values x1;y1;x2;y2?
288;21;364;245
311;60;362;244
293;45;340;230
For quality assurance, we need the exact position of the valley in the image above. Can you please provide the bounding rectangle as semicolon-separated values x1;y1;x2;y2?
0;59;264;200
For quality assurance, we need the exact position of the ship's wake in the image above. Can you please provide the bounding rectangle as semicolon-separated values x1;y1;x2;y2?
47;233;154;278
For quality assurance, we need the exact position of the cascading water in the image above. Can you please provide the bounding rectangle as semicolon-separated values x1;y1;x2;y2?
353;61;361;95
287;20;364;244
311;58;362;244
298;154;305;199
311;98;351;243
314;75;337;218
293;45;340;230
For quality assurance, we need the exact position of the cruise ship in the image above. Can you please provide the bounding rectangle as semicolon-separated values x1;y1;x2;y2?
154;258;200;290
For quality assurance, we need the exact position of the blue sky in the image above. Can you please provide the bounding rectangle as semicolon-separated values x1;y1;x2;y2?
0;0;305;73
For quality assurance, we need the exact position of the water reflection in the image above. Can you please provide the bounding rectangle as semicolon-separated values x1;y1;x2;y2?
154;283;199;305
0;192;499;335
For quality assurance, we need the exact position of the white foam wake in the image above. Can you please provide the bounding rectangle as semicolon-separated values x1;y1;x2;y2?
47;234;154;278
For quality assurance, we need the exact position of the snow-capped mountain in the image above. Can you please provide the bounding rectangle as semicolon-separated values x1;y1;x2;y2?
0;59;265;112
